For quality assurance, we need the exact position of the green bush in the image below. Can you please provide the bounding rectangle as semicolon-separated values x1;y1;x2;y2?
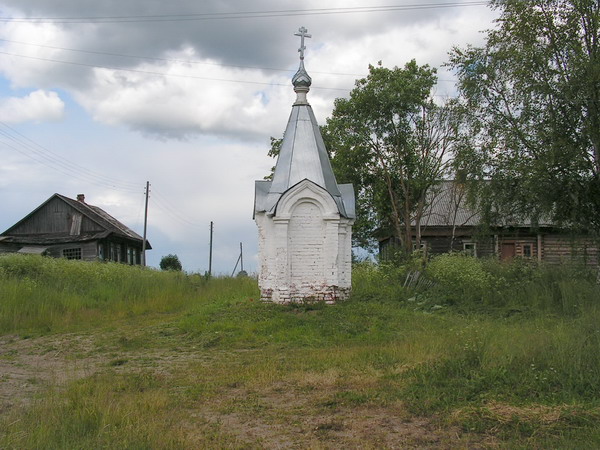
482;261;600;315
351;261;408;302
159;254;182;271
425;253;492;304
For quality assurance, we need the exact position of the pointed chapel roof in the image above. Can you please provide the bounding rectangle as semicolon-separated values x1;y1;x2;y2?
255;27;354;219
269;104;341;198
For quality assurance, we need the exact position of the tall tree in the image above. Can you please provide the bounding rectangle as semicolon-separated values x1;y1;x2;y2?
448;0;600;232
323;61;457;252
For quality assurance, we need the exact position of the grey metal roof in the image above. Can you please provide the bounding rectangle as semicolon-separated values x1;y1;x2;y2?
419;181;481;228
270;105;341;197
418;181;554;229
254;31;354;219
254;103;355;219
338;184;356;219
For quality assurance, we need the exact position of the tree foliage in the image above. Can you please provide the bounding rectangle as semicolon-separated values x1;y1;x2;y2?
448;0;600;232
159;254;182;271
264;136;283;181
323;61;457;251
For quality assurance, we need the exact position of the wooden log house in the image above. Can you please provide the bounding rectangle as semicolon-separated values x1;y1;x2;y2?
379;181;599;266
0;193;150;264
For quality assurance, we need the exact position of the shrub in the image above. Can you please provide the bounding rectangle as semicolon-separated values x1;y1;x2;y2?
159;254;182;271
425;253;492;304
351;261;408;302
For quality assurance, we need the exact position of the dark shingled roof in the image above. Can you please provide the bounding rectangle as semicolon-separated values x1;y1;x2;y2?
1;194;150;248
56;194;144;242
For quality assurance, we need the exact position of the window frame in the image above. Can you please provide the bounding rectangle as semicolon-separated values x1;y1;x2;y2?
62;247;82;260
463;241;477;257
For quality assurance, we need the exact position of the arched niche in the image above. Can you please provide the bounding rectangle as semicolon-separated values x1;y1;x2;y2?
274;179;340;220
288;200;326;289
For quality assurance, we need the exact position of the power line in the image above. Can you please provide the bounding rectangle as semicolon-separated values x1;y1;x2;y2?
0;50;353;91
151;189;204;229
0;48;460;91
0;122;141;190
0;38;364;78
0;122;142;192
0;136;141;192
0;3;489;24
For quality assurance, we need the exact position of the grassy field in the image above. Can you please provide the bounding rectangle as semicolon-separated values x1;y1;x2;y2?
1;253;600;448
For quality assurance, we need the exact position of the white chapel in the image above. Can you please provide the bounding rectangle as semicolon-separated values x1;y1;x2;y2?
254;27;355;303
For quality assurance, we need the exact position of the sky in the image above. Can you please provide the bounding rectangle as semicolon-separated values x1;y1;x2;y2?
0;0;498;274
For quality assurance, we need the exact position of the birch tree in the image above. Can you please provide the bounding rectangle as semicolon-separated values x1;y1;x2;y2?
448;0;600;232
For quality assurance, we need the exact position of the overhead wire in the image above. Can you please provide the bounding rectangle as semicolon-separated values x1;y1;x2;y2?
150;189;204;229
0;122;142;192
0;135;141;193
0;47;460;91
0;2;490;24
0;121;141;190
133;190;146;230
0;50;351;91
0;0;484;99
0;38;363;77
0;1;471;199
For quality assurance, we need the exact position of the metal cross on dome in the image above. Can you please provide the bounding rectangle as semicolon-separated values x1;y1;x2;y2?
295;26;311;60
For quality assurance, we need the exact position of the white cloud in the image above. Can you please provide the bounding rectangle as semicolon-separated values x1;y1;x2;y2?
70;49;296;140
0;90;65;123
0;2;497;139
0;1;500;271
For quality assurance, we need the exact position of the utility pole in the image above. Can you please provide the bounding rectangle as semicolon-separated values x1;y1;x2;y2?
208;221;213;278
231;242;245;277
240;242;244;273
141;181;150;267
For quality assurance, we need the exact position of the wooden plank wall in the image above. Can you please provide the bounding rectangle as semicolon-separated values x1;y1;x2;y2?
10;198;103;235
498;237;539;259
45;242;98;261
380;231;600;266
542;234;599;266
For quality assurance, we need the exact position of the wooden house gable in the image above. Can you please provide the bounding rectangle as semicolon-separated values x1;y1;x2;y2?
5;195;105;236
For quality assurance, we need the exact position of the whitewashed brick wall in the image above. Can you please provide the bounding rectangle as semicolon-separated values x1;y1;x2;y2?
256;180;353;303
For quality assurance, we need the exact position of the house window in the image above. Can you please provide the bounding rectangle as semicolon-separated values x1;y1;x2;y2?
412;241;427;252
63;247;82;260
523;244;532;258
98;244;104;260
463;242;477;257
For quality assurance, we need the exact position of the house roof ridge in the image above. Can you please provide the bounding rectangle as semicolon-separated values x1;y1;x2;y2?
56;194;143;241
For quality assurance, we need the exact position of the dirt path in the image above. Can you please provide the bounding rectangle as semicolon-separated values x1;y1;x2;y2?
0;332;490;448
0;333;103;414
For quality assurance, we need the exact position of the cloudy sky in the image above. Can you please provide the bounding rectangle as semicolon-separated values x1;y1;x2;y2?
0;0;497;274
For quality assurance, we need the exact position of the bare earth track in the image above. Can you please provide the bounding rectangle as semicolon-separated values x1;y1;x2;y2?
0;330;493;448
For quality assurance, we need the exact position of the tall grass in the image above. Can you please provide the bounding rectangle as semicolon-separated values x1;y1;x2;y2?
348;255;600;441
2;253;600;447
405;253;600;315
0;254;258;334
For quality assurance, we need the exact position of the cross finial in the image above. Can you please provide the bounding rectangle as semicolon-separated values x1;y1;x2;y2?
294;26;311;60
